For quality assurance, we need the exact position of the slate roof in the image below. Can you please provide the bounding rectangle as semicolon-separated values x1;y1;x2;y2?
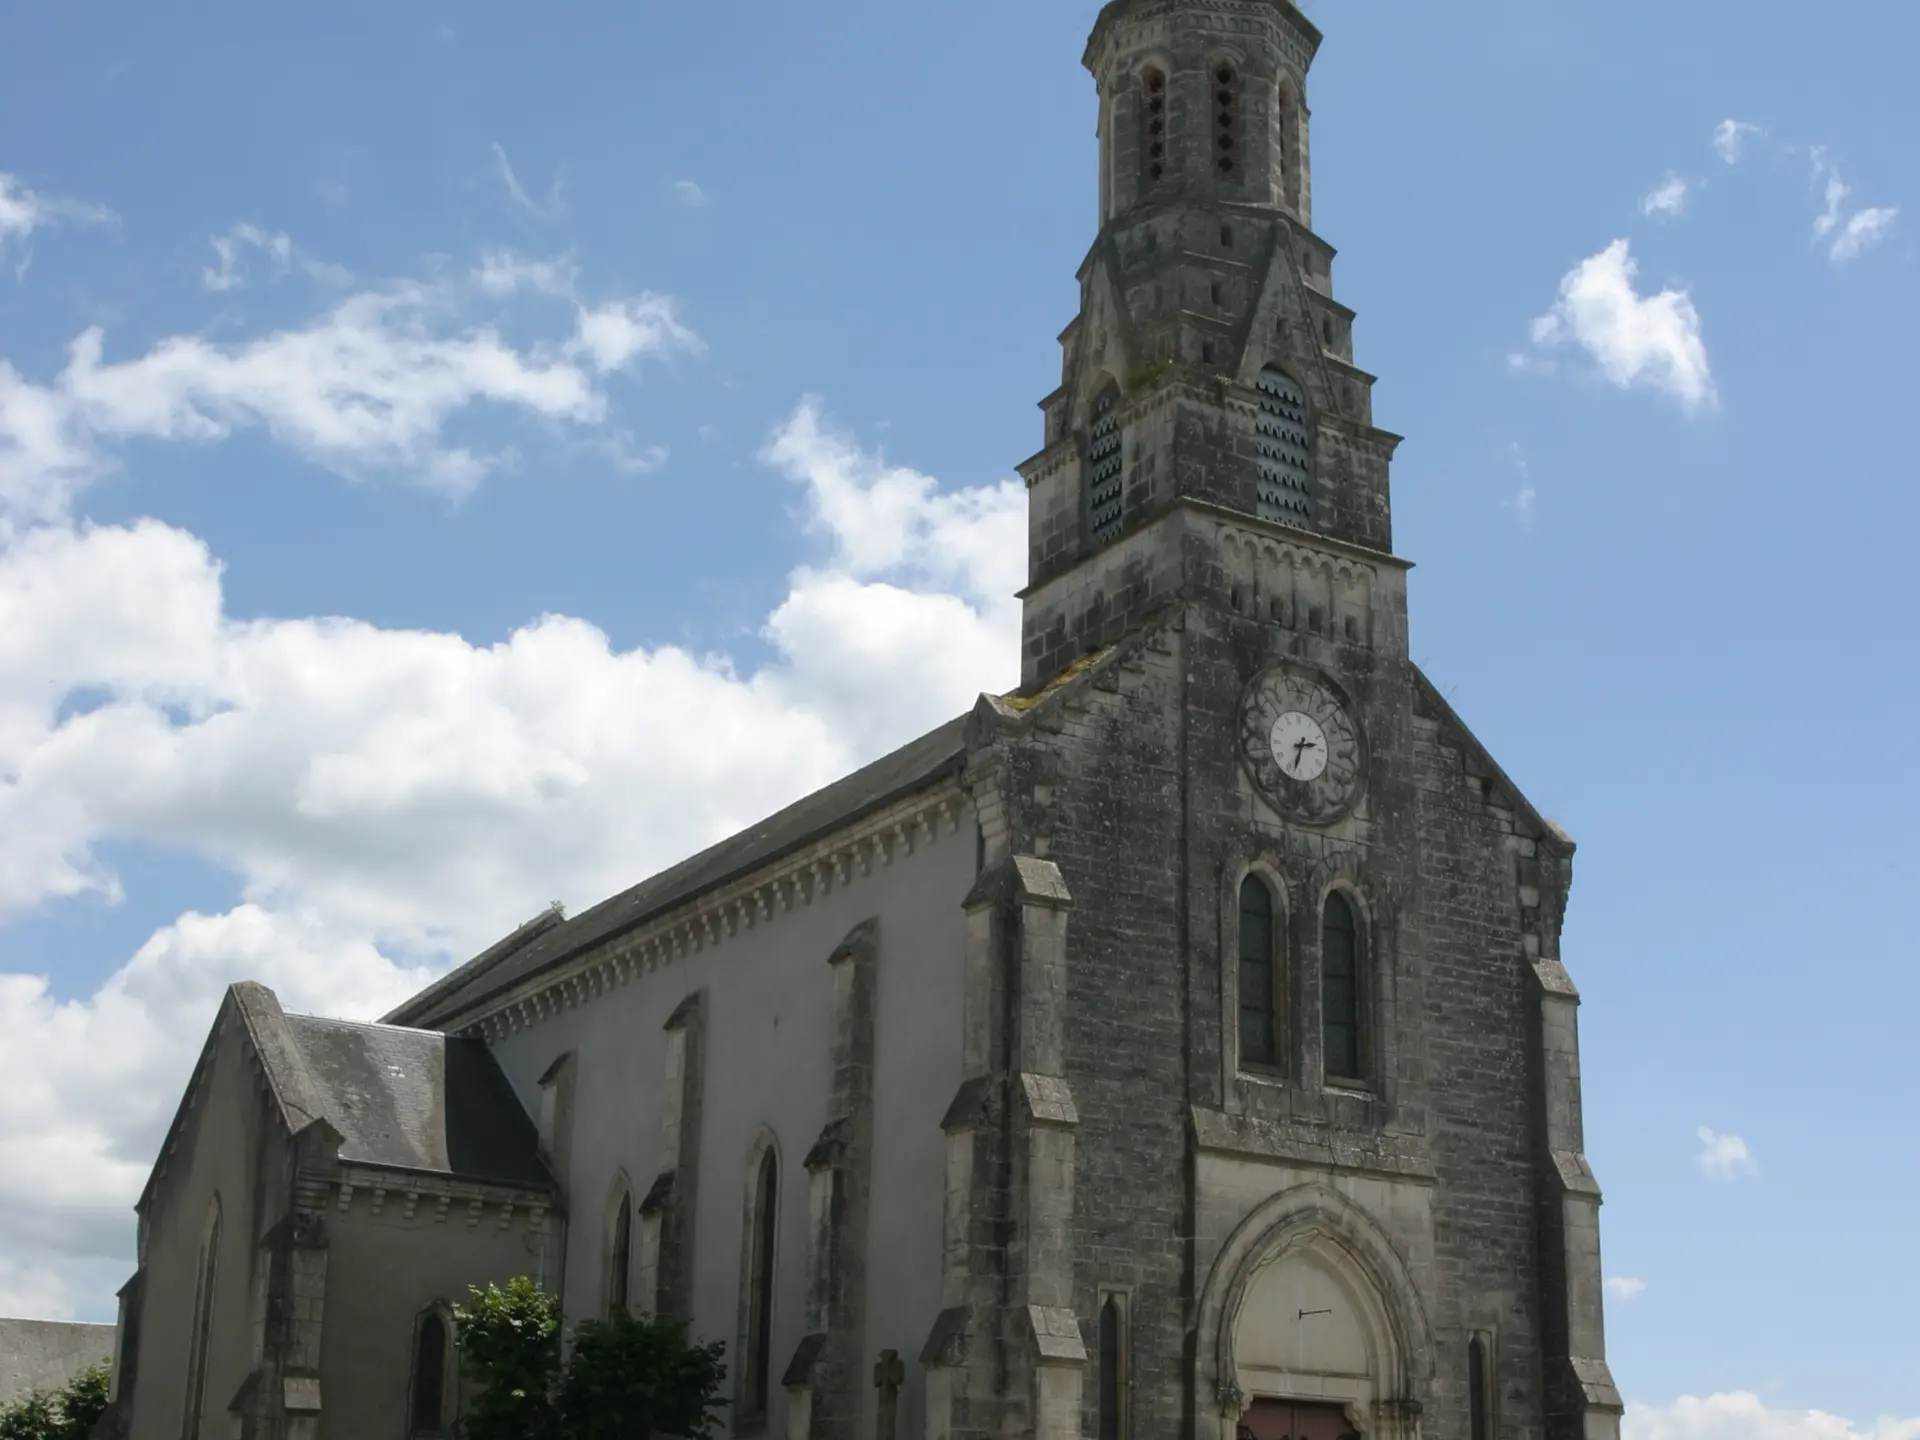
387;711;971;1030
283;1016;552;1189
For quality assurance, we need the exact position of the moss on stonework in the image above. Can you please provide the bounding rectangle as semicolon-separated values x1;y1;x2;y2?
1002;648;1111;711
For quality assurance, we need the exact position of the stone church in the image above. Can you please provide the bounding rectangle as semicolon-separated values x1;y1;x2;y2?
95;2;1622;1438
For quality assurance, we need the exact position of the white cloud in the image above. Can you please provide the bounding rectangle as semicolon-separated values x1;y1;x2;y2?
0;265;698;521
1696;1126;1758;1180
1810;150;1898;264
1642;174;1691;218
0;389;1021;1315
473;249;578;298
1625;1393;1920;1440
1605;1276;1647;1303
672;180;710;209
491;142;564;221
202;222;293;291
1524;239;1716;413
1829;207;1898;263
0;173;113;271
1713;120;1762;165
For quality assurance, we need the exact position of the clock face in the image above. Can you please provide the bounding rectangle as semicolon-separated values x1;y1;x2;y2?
1269;711;1329;782
1238;664;1366;822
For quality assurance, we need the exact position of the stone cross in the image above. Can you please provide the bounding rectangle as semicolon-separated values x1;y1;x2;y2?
873;1348;906;1440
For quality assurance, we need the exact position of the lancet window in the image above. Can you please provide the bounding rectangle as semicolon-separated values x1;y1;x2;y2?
1322;892;1363;1082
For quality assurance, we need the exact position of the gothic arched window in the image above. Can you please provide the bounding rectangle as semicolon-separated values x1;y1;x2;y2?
1213;63;1241;176
1097;1294;1127;1440
410;1310;452;1434
742;1145;779;1418
1238;876;1280;1069
1468;1334;1492;1440
607;1184;633;1317
1141;69;1167;184
1254;367;1313;525
1322;892;1363;1082
1087;385;1126;545
180;1195;221;1440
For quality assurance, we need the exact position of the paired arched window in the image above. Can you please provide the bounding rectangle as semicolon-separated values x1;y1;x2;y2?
180;1196;221;1440
742;1145;780;1418
1254;367;1313;525
1322;892;1363;1082
410;1310;452;1434
1140;69;1167;185
607;1185;633;1318
1237;876;1280;1069
1213;63;1241;177
1097;1294;1127;1440
1087;385;1126;546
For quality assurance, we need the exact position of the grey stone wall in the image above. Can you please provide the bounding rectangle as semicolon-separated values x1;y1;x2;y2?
0;1319;114;1410
486;803;977;1440
318;1187;558;1439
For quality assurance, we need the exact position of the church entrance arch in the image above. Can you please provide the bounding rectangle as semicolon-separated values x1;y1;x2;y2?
1196;1185;1433;1440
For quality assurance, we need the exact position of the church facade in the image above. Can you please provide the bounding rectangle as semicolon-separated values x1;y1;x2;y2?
98;3;1623;1439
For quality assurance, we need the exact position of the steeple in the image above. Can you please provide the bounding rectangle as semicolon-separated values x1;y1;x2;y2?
1016;0;1403;689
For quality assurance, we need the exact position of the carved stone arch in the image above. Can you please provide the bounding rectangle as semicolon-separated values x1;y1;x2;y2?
1195;1183;1435;1440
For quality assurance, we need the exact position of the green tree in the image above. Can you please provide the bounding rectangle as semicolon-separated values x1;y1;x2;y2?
556;1309;727;1440
453;1277;561;1440
453;1277;728;1440
0;1363;111;1440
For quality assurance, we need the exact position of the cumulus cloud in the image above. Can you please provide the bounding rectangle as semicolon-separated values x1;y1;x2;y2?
1522;240;1715;412
1625;1393;1920;1440
0;262;698;520
0;384;1021;1314
1713;120;1763;166
1810;150;1898;264
1605;1276;1646;1303
1696;1126;1758;1180
0;173;113;269
1642;175;1691;219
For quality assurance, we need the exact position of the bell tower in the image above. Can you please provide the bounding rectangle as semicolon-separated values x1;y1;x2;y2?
1017;0;1402;689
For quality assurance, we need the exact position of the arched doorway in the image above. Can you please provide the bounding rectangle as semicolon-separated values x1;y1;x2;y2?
1196;1185;1433;1440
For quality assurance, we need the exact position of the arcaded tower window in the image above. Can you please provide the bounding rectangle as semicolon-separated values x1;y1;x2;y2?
1254;367;1313;524
1213;63;1241;175
1141;70;1167;184
1087;385;1125;545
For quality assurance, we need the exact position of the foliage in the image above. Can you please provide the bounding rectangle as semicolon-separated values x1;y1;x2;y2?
556;1309;727;1440
0;1363;112;1440
454;1277;726;1440
453;1277;562;1440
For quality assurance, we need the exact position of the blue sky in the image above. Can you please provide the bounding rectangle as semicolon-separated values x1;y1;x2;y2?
2;1;1916;1435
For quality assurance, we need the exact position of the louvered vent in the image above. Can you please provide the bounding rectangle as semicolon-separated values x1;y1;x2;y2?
1254;368;1313;524
1088;388;1125;545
